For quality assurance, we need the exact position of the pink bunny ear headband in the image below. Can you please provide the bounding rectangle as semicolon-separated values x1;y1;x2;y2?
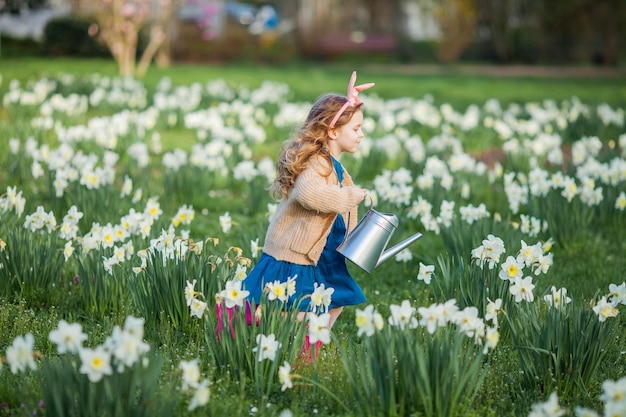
329;71;375;128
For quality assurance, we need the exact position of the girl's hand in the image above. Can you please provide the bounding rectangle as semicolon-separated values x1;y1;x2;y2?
359;188;368;203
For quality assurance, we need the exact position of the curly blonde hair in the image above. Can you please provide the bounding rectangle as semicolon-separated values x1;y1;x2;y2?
270;94;363;199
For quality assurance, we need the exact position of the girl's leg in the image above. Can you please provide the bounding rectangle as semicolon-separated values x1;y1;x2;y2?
328;306;343;329
298;307;343;362
297;307;342;328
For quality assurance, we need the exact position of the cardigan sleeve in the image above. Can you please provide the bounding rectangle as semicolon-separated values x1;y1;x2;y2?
290;157;363;214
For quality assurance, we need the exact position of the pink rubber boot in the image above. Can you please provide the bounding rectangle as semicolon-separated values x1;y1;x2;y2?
300;335;323;362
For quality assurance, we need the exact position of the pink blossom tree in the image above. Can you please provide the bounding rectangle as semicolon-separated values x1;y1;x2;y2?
80;0;181;78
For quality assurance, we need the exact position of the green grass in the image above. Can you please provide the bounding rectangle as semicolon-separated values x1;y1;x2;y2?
1;58;625;416
2;57;626;106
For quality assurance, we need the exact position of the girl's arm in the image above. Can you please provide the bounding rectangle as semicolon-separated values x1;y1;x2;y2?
291;165;364;214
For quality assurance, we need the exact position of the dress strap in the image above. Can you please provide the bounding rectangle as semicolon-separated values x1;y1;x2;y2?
330;155;344;185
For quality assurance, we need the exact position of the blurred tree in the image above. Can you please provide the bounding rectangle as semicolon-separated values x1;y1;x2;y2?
539;0;625;65
363;0;400;33
70;0;182;77
460;0;626;64
432;0;477;62
411;0;624;65
595;0;626;65
472;0;540;62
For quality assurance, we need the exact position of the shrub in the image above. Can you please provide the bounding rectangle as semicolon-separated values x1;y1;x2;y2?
42;16;110;58
0;35;43;57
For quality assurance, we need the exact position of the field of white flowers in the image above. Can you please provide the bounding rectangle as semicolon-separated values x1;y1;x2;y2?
0;69;625;417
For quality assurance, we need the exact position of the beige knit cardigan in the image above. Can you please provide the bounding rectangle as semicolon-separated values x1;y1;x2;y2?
262;155;363;265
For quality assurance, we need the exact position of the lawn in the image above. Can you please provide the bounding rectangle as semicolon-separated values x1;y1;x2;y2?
3;57;626;105
0;58;625;417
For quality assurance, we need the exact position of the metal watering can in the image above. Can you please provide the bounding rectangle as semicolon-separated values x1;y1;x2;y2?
337;199;423;274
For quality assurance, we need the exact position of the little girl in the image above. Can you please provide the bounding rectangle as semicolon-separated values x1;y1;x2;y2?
245;71;373;334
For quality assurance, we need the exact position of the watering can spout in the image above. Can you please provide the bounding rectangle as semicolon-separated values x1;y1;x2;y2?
375;232;423;268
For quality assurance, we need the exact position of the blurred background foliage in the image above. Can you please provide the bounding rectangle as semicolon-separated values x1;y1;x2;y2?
1;0;625;69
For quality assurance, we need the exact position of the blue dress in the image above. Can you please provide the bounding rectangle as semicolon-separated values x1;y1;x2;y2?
244;156;366;312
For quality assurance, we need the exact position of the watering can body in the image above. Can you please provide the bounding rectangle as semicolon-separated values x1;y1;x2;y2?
336;208;422;274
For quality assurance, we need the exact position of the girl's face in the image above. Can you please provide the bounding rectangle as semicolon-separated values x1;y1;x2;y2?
328;109;364;158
